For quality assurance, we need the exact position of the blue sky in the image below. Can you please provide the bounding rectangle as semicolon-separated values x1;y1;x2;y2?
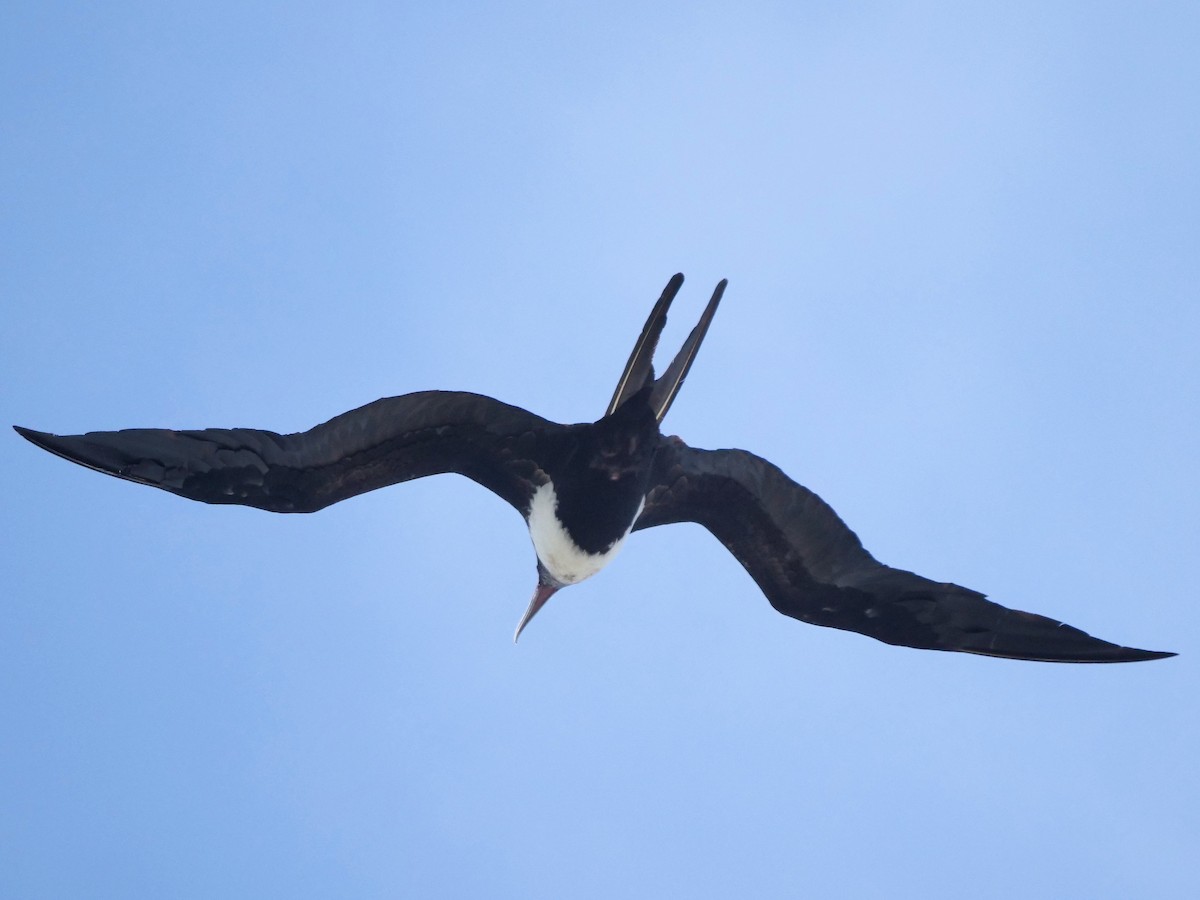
3;3;1197;897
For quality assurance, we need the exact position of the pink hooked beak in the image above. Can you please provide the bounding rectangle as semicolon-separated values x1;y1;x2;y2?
513;579;561;643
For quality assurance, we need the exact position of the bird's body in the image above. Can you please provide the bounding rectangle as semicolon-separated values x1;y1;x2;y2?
15;275;1174;662
526;482;644;586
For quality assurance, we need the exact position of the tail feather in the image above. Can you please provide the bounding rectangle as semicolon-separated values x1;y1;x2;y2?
648;279;726;423
605;273;684;416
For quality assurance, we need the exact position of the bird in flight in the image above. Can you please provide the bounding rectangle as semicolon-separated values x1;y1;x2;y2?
15;275;1173;662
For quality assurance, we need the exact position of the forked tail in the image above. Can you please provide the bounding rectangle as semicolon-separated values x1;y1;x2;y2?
605;274;727;423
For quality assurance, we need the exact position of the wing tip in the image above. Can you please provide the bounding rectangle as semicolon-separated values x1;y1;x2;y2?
13;424;136;482
14;425;64;455
962;644;1178;664
1115;647;1177;663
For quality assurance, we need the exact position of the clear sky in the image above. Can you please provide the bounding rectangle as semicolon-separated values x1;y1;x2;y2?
3;3;1197;897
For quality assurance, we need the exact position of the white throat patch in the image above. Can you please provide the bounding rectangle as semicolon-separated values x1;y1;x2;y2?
526;481;642;586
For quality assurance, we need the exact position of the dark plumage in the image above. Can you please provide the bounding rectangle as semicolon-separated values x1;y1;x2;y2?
15;274;1173;662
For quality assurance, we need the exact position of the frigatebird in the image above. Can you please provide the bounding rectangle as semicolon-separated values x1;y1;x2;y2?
15;274;1173;662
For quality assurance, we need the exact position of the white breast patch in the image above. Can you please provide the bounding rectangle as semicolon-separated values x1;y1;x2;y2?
526;481;643;585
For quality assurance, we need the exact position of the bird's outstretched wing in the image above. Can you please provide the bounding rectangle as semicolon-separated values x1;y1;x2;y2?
636;440;1173;663
15;391;555;515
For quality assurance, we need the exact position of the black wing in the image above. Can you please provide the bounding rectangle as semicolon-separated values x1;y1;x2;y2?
15;391;556;515
636;440;1174;663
